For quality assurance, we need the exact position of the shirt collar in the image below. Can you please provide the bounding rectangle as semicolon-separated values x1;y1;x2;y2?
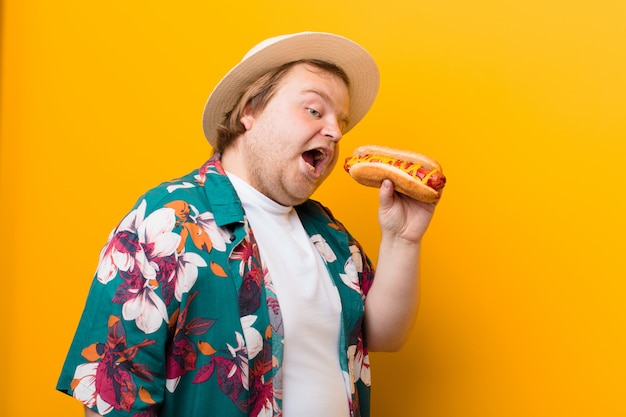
199;154;246;227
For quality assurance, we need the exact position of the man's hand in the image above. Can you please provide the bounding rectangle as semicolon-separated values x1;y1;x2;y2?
378;179;437;243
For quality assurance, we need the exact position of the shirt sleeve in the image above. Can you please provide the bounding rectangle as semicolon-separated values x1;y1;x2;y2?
56;197;176;416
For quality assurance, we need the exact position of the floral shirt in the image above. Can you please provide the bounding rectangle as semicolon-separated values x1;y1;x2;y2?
57;155;375;417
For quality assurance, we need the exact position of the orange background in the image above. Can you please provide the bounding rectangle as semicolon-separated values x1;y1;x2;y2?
1;1;625;416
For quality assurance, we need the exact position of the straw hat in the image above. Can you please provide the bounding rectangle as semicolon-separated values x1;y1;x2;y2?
202;31;380;147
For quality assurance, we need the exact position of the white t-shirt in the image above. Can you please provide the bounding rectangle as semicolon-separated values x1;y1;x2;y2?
227;173;349;417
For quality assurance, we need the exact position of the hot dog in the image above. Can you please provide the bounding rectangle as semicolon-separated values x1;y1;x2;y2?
344;145;446;203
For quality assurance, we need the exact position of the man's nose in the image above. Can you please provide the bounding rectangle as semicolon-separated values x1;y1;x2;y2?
322;119;343;142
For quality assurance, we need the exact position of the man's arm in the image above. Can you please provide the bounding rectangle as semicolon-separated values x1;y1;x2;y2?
364;179;437;351
84;406;103;417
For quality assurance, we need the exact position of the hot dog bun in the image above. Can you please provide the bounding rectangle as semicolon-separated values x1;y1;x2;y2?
344;145;445;203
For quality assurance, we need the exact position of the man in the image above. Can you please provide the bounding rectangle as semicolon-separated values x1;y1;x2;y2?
57;32;438;417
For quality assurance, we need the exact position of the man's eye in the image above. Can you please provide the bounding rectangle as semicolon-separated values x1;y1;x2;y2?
307;108;321;117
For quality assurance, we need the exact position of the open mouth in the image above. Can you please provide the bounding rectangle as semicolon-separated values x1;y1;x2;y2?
302;148;328;174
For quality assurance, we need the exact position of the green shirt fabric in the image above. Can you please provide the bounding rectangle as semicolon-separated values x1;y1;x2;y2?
57;155;375;417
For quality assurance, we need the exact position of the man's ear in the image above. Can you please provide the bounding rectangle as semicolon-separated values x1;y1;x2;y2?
240;104;255;131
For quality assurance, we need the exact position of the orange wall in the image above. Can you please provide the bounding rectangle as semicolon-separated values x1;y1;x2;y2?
2;1;625;416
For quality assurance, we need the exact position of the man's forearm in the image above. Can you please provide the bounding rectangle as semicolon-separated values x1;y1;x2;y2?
364;238;422;351
85;406;104;417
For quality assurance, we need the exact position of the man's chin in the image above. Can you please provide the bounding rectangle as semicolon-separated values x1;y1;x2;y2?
280;187;317;207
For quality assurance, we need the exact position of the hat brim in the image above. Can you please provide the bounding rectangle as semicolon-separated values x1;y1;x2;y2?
202;32;379;147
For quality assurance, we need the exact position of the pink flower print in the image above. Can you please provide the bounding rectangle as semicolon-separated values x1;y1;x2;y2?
240;315;263;361
195;157;227;186
193;210;231;252
340;256;362;295
96;200;181;334
173;251;208;302
122;287;169;334
166;291;215;393
165;200;231;255
310;234;337;263
71;363;103;411
348;244;363;273
347;341;371;387
97;200;148;284
73;316;156;414
166;182;196;193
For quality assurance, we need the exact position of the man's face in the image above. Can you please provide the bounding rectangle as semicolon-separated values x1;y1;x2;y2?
236;63;351;206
